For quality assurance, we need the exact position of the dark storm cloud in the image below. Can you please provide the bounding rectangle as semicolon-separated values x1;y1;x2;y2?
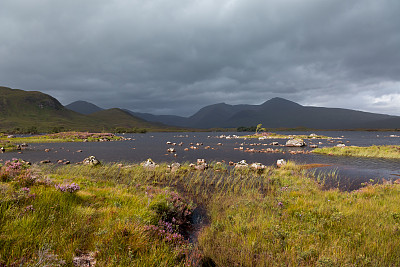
1;0;399;116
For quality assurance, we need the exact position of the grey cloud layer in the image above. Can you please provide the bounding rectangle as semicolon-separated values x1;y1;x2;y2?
1;0;399;116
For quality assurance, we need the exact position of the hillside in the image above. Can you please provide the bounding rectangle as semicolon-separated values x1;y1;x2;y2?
0;86;95;132
89;108;161;129
0;87;173;132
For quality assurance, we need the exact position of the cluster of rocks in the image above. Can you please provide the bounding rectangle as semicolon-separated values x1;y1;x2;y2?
82;156;101;166
242;148;281;153
57;159;71;165
231;160;267;170
189;159;208;171
167;162;181;172
166;141;184;146
288;150;312;155
141;158;159;170
217;134;239;139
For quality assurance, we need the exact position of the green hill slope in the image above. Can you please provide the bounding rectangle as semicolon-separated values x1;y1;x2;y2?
0;86;173;132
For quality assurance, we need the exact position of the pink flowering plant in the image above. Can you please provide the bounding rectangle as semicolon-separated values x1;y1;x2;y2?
145;186;195;259
146;186;195;228
144;220;187;245
54;182;80;193
0;158;31;182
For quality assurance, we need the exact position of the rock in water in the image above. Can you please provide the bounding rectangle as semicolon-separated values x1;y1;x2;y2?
285;139;306;147
250;162;266;170
194;159;208;171
276;159;287;168
83;156;101;166
235;160;249;169
170;162;181;172
141;158;158;170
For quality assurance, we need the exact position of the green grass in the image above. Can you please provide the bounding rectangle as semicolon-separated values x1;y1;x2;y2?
313;145;400;159
1;159;400;266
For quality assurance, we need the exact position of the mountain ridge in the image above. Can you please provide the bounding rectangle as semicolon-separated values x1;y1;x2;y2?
65;96;400;130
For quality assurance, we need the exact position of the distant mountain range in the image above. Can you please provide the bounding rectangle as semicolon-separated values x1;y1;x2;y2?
0;86;178;132
1;85;399;132
67;98;400;130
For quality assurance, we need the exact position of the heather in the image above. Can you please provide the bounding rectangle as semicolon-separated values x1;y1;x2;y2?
1;160;400;266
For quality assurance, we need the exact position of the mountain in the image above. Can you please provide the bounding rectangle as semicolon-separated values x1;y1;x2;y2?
181;97;400;129
0;86;174;132
128;97;400;129
65;100;103;115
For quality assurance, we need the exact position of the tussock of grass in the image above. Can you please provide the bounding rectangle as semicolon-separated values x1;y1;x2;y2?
313;145;400;159
1;159;400;266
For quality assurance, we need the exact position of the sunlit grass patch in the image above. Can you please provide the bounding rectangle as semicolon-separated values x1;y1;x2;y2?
313;145;400;159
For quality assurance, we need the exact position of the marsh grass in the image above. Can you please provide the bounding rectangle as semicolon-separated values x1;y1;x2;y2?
1;160;400;266
313;145;400;159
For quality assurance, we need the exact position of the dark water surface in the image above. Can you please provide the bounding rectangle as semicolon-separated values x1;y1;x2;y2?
1;131;399;190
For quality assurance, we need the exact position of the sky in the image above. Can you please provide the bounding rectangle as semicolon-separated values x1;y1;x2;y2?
1;0;400;116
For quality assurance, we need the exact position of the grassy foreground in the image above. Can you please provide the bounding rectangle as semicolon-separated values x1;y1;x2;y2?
313;145;400;159
1;160;400;266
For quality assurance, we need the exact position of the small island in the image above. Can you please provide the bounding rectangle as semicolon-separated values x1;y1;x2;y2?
0;132;125;152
